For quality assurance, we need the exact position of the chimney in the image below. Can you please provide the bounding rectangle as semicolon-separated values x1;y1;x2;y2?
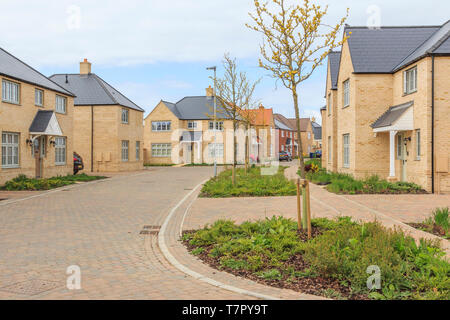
312;117;316;123
259;104;264;110
80;58;92;75
206;85;214;97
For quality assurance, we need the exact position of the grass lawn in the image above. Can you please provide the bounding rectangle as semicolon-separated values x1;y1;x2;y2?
0;173;107;191
200;166;297;198
409;207;450;240
304;169;425;195
183;216;450;300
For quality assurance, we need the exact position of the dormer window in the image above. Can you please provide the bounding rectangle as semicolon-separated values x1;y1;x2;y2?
404;66;417;94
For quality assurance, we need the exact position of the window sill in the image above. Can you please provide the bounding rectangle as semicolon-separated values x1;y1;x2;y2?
342;105;350;109
1;165;20;169
402;90;417;97
415;157;421;161
55;163;66;166
2;101;21;106
152;130;172;133
55;111;67;115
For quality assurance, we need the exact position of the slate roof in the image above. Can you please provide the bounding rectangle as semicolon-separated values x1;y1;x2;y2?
29;110;54;133
371;101;414;129
162;96;232;120
50;74;144;112
311;122;322;140
327;20;450;78
273;114;295;130
0;47;74;96
328;51;341;89
274;119;293;131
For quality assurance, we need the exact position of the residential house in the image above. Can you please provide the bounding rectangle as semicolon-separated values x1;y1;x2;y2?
321;21;450;193
50;60;144;172
311;118;322;151
273;113;295;157
243;105;276;163
0;47;75;184
286;117;315;157
144;87;247;165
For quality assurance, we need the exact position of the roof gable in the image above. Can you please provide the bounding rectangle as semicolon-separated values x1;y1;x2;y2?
0;48;74;96
328;51;341;89
29;111;63;136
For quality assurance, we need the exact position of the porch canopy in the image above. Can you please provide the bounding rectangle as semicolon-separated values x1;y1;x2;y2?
371;101;414;178
29;110;63;137
179;131;202;158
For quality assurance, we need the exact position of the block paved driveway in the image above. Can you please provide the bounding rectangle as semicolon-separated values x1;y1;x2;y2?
0;167;252;300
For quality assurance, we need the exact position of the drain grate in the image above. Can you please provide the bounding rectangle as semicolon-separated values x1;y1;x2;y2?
143;225;161;230
140;230;159;235
0;279;63;296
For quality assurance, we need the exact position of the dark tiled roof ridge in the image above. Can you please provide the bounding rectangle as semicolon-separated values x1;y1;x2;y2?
0;47;75;96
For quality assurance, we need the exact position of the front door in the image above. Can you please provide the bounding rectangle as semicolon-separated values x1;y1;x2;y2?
398;133;407;181
34;136;46;178
184;144;192;164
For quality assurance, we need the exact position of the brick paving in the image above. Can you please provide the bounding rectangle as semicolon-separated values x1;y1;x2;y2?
0;168;254;300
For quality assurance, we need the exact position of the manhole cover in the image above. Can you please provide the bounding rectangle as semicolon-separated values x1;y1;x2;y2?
143;225;161;230
0;279;63;296
140;230;159;235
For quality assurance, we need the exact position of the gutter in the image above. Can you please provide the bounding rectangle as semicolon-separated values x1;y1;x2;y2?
431;55;435;194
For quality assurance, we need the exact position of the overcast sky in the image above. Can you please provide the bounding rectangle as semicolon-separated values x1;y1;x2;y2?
1;0;448;123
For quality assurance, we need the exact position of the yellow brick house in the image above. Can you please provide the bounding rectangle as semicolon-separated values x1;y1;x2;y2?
322;21;450;193
144;87;248;165
50;60;144;173
0;47;75;184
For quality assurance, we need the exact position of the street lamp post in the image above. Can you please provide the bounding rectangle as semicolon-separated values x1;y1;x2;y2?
207;66;217;177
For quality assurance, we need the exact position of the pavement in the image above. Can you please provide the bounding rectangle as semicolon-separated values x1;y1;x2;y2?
0;165;448;300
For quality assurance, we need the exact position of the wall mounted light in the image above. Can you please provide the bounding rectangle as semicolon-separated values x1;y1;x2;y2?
49;139;56;147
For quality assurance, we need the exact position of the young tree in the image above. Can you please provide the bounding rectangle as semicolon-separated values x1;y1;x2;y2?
214;54;260;185
247;0;348;177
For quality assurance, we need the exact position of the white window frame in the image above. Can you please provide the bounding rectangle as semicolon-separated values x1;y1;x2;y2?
136;141;140;160
35;89;44;107
343;134;350;168
397;134;403;159
55;95;67;114
187;121;197;129
208;121;224;131
152;121;172;132
308;132;311;140
151;143;171;158
2;132;20;168
343;79;350;107
55;137;66;165
121;108;129;124
415;129;420;160
328;136;332;164
328;93;332;116
208;143;224;158
281;131;284;138
2;79;20;104
121;140;129;162
404;66;417;95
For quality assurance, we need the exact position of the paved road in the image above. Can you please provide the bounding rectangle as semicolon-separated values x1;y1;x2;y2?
0;167;249;300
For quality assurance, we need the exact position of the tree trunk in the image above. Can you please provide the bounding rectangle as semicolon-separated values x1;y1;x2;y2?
292;87;306;178
232;120;237;186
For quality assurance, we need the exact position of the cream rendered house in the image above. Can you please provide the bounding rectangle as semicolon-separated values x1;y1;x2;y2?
144;87;248;165
322;21;450;193
50;60;144;173
0;47;75;184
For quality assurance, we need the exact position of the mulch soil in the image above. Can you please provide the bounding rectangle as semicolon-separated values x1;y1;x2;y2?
182;227;369;300
407;223;449;239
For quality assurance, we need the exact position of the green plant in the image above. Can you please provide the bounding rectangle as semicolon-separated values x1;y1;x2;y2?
200;166;297;198
0;174;106;191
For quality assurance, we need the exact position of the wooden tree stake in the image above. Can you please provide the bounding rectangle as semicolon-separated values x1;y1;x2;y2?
296;178;302;230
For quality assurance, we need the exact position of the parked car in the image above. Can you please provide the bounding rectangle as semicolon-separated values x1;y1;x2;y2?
73;152;84;175
279;151;292;162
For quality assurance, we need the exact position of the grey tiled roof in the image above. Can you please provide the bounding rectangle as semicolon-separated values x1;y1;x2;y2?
0;48;74;96
371;101;414;129
50;74;144;112
434;35;450;53
311;122;322;140
162;96;232;120
345;26;440;73
328;51;341;89
29;110;54;133
393;20;450;71
274;119;292;131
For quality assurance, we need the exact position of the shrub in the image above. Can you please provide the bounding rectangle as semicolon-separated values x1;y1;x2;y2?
200;166;297;198
184;216;449;300
1;174;106;191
